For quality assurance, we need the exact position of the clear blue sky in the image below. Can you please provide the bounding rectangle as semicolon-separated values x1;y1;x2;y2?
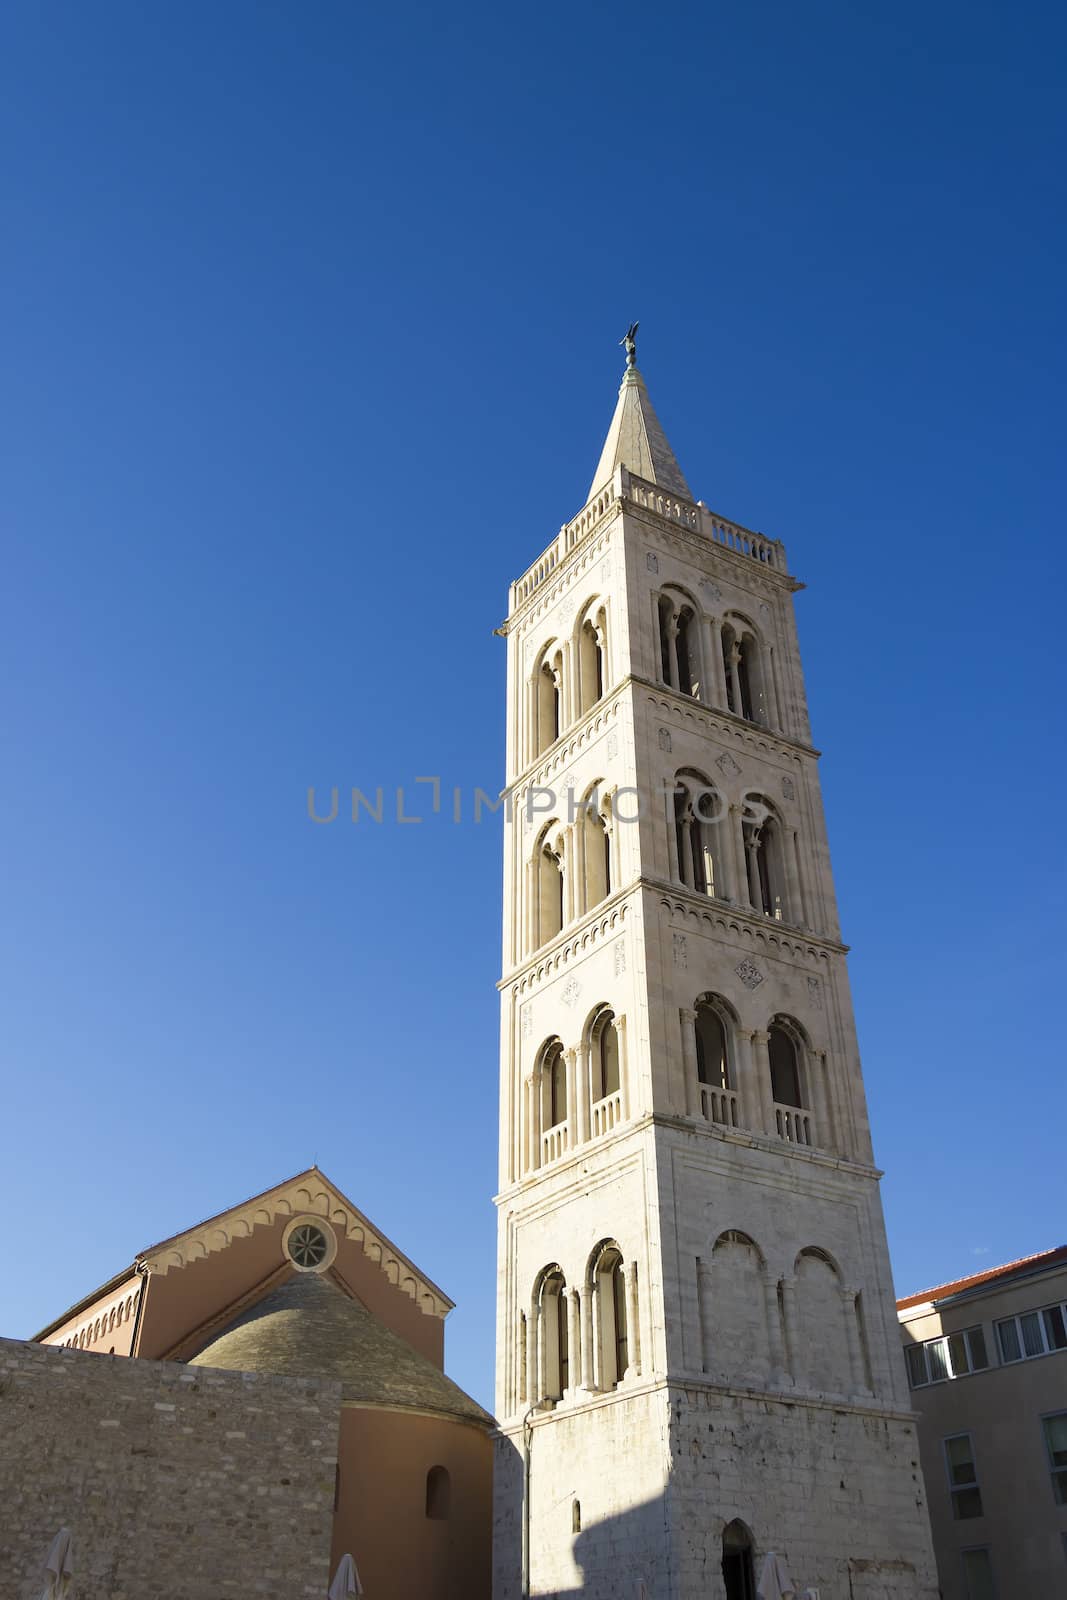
2;2;1064;1410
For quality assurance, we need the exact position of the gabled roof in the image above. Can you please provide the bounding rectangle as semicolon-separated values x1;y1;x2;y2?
587;364;692;502
897;1244;1067;1311
189;1270;493;1427
35;1166;453;1341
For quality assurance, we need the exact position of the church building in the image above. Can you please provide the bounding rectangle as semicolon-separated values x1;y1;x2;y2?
492;331;940;1599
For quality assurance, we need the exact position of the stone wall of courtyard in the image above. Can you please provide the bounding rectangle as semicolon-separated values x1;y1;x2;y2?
0;1336;340;1600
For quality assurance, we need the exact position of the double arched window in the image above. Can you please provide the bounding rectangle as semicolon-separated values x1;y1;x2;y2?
741;796;788;920
577;602;608;715
534;643;563;757
538;1267;569;1402
590;1007;620;1104
672;771;725;897
591;1242;630;1390
534;822;566;946
543;1039;567;1130
768;1019;813;1146
691;995;738;1128
657;590;703;698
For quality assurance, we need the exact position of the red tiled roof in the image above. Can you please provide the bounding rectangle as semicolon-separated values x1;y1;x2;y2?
897;1245;1067;1311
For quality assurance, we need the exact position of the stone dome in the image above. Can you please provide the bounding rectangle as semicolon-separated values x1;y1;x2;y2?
188;1270;492;1427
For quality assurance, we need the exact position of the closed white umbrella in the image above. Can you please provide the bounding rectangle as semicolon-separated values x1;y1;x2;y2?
757;1551;796;1600
39;1528;74;1600
328;1553;363;1599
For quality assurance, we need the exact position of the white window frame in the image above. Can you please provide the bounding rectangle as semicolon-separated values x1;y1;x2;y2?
1041;1410;1067;1506
995;1300;1067;1365
906;1326;989;1388
960;1545;996;1600
944;1432;984;1521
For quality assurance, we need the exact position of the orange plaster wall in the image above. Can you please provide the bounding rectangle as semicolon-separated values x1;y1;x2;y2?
333;1407;493;1600
136;1223;444;1365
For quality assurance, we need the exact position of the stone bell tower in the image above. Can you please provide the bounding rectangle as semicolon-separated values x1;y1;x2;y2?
492;333;938;1600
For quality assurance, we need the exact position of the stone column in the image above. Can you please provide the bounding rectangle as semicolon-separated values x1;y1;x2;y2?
842;1287;870;1394
780;1274;799;1384
808;1048;830;1151
679;814;694;889
568;1288;582;1393
710;617;729;710
749;1029;775;1135
615;1012;630;1119
728;642;744;717
590;1280;604;1390
745;832;764;913
698;615;716;705
679;1007;699;1119
528;1301;540;1404
733;1028;760;1133
731;806;748;906
575;1043;590;1145
763;1269;787;1382
574;812;587;918
696;1257;712;1372
579;1282;596;1391
665;786;680;883
784;828;803;925
564;1046;578;1153
628;1263;641;1376
666;615;681;691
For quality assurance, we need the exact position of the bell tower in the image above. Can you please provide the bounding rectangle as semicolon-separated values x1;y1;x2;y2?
493;334;937;1600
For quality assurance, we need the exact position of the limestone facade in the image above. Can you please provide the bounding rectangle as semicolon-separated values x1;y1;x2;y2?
493;358;940;1598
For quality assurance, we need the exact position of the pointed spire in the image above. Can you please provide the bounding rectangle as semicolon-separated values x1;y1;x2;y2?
587;326;692;501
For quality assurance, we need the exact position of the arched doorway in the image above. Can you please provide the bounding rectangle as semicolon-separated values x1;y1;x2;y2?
722;1520;756;1600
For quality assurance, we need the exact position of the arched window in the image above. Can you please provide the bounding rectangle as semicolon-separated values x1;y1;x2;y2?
768;1022;802;1108
578;605;607;713
657;593;702;698
722;619;773;726
534;645;564;756
591;1008;620;1103
673;772;723;896
591;1243;629;1388
426;1464;451;1520
535;825;565;946
539;1268;569;1401
579;787;612;912
741;797;786;919
545;1040;567;1129
721;1519;756;1600
695;1002;729;1091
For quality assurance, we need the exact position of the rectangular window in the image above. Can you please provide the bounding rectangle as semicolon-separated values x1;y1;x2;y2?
996;1301;1067;1364
945;1433;983;1520
1043;1413;1067;1505
961;1547;996;1600
905;1327;990;1388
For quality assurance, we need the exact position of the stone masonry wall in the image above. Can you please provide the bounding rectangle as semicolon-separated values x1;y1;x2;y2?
0;1337;341;1600
669;1385;940;1600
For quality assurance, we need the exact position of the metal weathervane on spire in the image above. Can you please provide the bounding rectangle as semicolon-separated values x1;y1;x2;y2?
620;321;639;369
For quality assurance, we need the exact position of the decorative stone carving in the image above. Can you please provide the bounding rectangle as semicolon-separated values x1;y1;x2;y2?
607;732;619;761
699;578;722;603
673;932;687;968
558;597;575;625
759;601;771;619
716;751;741;778
735;958;765;990
562;977;582;1007
521;1003;533;1039
613;938;627;976
807;976;823;1010
646;552;659;573
782;776;796;800
600;558;612;581
658;728;672;752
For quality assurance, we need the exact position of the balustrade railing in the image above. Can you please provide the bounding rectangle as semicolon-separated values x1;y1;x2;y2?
774;1104;813;1146
510;468;783;612
700;1085;739;1128
541;1124;568;1164
591;1092;622;1137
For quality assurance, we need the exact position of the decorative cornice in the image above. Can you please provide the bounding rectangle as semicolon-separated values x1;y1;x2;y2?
139;1175;453;1320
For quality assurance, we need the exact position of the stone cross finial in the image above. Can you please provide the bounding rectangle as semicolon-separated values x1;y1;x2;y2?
620;321;639;368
